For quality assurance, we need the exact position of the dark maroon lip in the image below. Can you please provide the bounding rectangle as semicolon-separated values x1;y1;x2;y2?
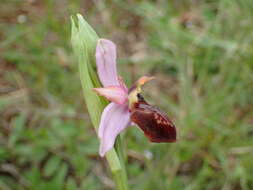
130;94;176;143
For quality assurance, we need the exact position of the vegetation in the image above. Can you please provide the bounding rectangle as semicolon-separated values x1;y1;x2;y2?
0;0;252;189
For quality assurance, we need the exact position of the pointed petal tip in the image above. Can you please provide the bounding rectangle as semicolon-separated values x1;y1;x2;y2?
98;38;116;46
96;39;116;55
137;76;155;86
99;147;106;157
99;139;113;157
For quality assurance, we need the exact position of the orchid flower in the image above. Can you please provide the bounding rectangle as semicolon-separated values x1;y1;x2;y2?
93;39;154;156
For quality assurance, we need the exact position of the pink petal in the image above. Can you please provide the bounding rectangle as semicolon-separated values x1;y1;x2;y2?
93;86;127;104
118;75;128;93
98;103;130;157
96;39;119;87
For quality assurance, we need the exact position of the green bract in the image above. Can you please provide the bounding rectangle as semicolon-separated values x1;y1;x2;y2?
71;14;105;128
70;14;128;190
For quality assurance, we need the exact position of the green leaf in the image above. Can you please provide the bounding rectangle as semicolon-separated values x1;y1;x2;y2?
8;114;26;147
71;14;128;189
53;163;68;189
44;156;62;177
70;14;105;129
66;178;78;190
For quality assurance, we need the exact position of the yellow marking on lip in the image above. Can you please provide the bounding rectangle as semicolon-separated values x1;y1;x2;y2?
128;76;155;109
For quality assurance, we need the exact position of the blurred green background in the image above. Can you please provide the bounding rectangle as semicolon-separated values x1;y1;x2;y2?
1;0;253;189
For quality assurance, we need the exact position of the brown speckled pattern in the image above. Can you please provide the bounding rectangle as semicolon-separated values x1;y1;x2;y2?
130;101;176;143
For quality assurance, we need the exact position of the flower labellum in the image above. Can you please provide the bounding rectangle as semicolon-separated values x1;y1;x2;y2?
93;39;176;157
129;93;176;143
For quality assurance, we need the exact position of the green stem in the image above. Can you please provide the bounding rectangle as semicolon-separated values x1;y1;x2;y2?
114;136;128;190
102;137;128;190
105;148;129;190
